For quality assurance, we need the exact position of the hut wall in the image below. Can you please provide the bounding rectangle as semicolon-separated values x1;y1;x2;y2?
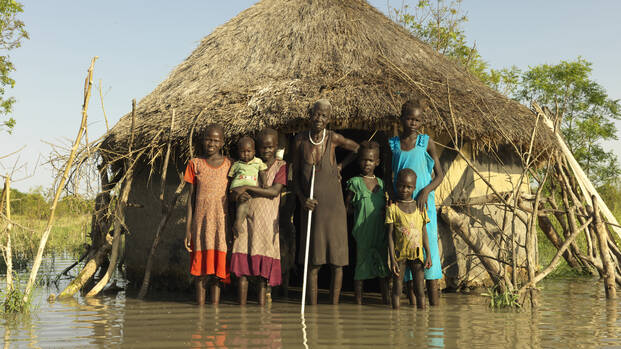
436;143;528;290
123;143;528;291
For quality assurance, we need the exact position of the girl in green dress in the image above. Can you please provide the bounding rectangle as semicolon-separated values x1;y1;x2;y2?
345;141;390;305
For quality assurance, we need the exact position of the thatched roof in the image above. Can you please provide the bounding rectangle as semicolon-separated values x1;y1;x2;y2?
101;0;554;156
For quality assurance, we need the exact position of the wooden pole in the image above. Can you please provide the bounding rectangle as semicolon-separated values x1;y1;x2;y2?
3;176;13;292
593;195;617;299
24;56;98;301
98;79;109;132
159;109;175;204
301;165;316;314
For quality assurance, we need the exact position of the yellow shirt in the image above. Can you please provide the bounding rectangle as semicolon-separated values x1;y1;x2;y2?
385;203;429;263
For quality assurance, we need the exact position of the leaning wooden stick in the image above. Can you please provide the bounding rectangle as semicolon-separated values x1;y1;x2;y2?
593;195;617;299
3;175;13;292
301;165;316;314
23;56;98;301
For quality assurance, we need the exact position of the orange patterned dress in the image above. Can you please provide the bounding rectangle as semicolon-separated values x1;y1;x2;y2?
184;157;231;280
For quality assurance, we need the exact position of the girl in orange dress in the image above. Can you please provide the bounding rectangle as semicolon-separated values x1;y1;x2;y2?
184;124;231;305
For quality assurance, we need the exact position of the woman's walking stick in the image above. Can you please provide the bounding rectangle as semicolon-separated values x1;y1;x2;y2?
301;165;316;314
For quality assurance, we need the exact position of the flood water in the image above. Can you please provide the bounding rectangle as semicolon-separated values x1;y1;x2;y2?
1;256;620;348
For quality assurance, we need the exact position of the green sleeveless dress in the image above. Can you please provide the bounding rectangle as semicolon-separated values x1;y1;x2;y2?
346;176;390;280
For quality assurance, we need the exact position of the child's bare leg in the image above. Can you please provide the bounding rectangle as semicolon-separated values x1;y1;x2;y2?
234;200;250;234
238;276;248;305
411;261;425;309
307;265;320;305
196;276;206;306
380;277;390;305
329;265;343;305
281;270;290;298
354;280;363;305
210;278;221;305
257;277;267;306
392;261;406;309
407;279;416;306
427;279;439;306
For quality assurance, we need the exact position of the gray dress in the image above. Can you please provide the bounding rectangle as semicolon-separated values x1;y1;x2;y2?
298;131;349;266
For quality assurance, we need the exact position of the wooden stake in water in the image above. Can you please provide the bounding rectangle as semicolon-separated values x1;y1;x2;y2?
301;165;316;314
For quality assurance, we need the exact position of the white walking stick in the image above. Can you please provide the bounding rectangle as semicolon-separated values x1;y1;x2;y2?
301;165;316;314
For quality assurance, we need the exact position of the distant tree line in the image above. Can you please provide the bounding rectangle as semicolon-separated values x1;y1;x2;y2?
8;188;94;219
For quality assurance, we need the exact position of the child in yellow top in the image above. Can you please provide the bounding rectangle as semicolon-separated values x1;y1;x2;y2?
229;136;267;234
386;168;431;309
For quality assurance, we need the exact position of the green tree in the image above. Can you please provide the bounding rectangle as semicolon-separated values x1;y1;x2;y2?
389;0;522;92
390;0;489;80
0;0;28;133
517;58;621;186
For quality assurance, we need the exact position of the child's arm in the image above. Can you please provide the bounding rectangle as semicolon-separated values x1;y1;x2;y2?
344;190;354;215
184;183;195;253
382;139;396;202
258;170;267;188
422;223;432;269
417;138;445;212
387;223;399;276
237;183;284;199
332;132;359;174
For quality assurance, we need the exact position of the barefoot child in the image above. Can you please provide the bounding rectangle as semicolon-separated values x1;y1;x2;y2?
229;136;267;234
384;99;445;306
184;125;231;305
344;141;390;305
230;129;287;305
387;169;432;310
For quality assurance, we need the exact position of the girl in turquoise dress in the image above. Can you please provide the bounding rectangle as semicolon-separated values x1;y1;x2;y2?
384;99;445;306
345;141;390;305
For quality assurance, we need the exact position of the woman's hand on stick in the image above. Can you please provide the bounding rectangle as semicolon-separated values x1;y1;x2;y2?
304;198;318;211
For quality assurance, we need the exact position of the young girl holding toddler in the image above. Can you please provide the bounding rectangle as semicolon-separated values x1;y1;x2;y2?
184;125;231;305
344;141;390;305
229;129;287;305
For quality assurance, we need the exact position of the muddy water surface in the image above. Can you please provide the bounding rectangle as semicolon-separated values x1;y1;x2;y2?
1;257;620;348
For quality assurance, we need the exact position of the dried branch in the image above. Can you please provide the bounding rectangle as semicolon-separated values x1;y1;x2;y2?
24;56;98;301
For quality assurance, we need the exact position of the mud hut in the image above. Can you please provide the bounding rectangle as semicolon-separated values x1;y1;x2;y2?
100;0;555;292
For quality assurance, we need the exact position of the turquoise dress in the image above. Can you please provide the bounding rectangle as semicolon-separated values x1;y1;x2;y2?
389;135;442;280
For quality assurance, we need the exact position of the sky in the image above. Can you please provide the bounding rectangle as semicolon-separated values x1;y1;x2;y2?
1;1;620;191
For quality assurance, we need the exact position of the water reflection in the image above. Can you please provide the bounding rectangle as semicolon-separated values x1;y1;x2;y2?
1;258;621;348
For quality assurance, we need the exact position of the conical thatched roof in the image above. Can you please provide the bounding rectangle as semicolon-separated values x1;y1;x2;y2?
101;0;553;155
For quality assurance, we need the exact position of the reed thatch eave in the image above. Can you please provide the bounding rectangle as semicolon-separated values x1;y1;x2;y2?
100;0;555;162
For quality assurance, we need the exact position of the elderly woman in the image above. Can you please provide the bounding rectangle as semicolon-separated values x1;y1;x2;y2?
293;99;359;305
